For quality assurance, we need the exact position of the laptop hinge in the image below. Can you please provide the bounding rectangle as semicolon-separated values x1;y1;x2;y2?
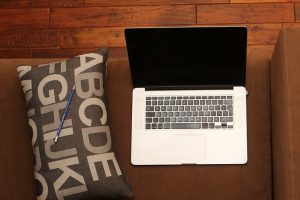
145;85;234;91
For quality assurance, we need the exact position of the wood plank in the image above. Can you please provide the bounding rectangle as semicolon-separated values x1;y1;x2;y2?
0;0;83;8
32;47;127;59
0;49;32;58
60;27;125;48
283;22;300;28
197;3;294;24
84;0;228;6
0;9;49;28
231;0;300;3
0;29;59;48
295;3;300;22
247;44;275;60
50;5;196;28
247;24;283;45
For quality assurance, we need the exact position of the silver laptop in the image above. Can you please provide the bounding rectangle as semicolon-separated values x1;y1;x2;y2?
125;27;248;165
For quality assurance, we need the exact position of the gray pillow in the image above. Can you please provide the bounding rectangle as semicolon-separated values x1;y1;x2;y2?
17;48;133;200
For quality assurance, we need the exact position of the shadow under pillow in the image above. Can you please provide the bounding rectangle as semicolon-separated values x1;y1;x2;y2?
17;48;133;200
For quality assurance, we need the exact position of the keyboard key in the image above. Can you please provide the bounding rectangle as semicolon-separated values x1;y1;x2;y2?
152;124;157;129
217;111;222;116
221;96;226;99
153;118;158;123
158;101;163;105
146;112;155;117
177;117;182;122
176;100;181;105
215;96;220;99
186;112;192;117
170;100;175;105
146;124;151;129
221;105;227;110
167;106;172;111
167;112;173;117
158;97;164;100
227;96;233;99
203;106;208;111
215;105;220;110
161;106;166;111
196;117;201;122
158;123;163;129
218;100;223;105
155;106;160;111
209;105;214;110
193;111;198;116
188;100;193;105
228;125;233;128
182;100;187;105
183;117;189;122
199;111;204;116
212;100;217;105
190;96;195;99
165;97;170;100
191;106;196;111
164;100;170;105
221;123;227;128
189;117;195;122
146;118;152;123
173;106;178;111
223;111;229;116
202;123;208;129
202;96;207;99
175;112;180;117
146;97;151;100
179;106;184;111
208;117;213;122
196;96;201;99
164;123;171;129
183;96;189;99
200;100;205;105
152;101;157;105
208;96;214;99
209;123;215;129
180;112;185;117
211;111;216;116
171;123;201;129
155;112;161;117
146;101;151;105
206;100;211;105
162;112;167;117
214;117;219;122
165;118;170;122
205;111;210;116
194;100;199;105
202;117;207;122
220;117;233;122
159;118;164;123
185;106;190;111
197;106;202;111
177;96;182;99
146;106;154;111
171;117;176;122
171;96;176;100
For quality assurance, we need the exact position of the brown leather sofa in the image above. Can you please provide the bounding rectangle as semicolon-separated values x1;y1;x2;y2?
0;28;299;200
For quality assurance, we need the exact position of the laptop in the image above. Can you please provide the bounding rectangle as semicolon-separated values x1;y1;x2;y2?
125;27;248;165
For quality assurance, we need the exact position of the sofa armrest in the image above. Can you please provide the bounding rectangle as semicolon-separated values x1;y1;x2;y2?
271;28;300;200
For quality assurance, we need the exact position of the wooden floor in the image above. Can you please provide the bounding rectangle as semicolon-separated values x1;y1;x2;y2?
0;0;299;59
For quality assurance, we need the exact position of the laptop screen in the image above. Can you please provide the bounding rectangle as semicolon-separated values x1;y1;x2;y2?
125;27;247;88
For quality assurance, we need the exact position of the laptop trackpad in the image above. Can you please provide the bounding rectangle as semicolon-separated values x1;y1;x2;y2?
172;134;206;162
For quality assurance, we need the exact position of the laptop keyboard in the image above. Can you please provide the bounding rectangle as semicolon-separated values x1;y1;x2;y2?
145;96;233;129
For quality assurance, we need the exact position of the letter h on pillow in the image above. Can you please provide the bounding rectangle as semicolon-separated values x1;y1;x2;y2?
17;48;133;200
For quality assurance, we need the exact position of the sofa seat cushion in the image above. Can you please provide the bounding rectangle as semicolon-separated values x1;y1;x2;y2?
0;52;272;200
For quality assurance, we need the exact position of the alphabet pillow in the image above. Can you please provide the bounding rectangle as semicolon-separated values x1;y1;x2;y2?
17;48;133;200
